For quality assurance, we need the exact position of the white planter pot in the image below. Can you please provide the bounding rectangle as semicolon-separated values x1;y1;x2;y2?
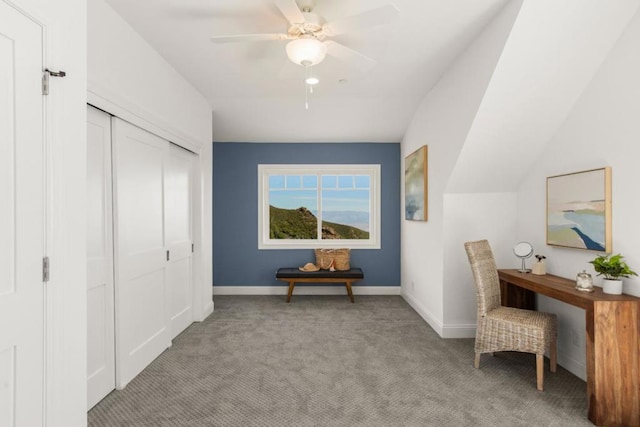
602;279;623;295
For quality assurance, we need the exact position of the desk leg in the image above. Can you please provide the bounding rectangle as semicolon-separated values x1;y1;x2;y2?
286;281;295;303
586;306;596;424
345;281;354;303
588;301;640;426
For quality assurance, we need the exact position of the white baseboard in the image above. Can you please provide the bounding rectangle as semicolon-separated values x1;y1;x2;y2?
401;291;444;336
557;350;587;381
401;291;476;338
195;300;214;322
213;286;401;296
441;323;476;339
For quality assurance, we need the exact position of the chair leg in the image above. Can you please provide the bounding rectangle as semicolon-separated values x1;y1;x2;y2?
474;353;481;369
536;354;544;391
550;340;557;373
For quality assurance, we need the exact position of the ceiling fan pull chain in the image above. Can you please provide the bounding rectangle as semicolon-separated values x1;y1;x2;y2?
305;64;311;109
305;83;309;110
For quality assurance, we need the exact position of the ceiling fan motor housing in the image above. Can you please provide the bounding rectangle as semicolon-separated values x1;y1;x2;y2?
288;11;324;38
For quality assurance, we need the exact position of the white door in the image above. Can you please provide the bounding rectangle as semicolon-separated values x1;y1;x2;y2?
112;118;170;388
166;144;194;339
0;3;45;426
86;106;115;408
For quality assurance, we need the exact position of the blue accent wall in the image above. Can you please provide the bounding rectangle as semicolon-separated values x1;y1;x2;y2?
213;142;400;287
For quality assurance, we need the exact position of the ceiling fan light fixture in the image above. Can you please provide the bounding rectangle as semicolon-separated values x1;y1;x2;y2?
286;37;327;66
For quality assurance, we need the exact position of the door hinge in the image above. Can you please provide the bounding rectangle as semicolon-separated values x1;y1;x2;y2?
42;68;67;95
166;250;170;261
43;257;50;282
191;243;194;253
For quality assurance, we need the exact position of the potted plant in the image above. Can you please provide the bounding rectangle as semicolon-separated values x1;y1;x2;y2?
588;254;638;295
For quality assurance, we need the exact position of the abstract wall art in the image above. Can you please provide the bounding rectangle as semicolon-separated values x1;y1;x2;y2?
547;167;611;252
405;145;428;221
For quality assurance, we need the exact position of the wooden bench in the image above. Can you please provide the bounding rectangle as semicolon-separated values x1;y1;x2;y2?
275;267;364;303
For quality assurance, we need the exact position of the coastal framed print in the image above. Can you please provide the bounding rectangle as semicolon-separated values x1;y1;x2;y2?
546;167;611;252
405;145;428;221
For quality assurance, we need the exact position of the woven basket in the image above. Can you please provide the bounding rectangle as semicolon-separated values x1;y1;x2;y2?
315;248;351;271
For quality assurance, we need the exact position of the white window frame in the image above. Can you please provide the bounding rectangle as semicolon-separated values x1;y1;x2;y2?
258;164;381;249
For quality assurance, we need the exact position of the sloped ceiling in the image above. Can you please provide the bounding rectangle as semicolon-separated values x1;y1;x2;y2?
446;0;640;193
104;0;508;142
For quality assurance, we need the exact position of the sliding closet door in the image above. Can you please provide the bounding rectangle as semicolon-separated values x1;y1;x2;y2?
165;144;194;339
86;106;115;408
112;118;170;388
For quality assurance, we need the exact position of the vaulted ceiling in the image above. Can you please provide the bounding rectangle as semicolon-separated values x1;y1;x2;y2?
103;0;508;142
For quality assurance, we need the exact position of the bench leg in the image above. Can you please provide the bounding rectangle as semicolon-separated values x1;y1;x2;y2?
286;280;296;303
345;281;354;303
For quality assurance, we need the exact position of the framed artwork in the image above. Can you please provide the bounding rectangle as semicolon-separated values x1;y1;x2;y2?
546;167;611;252
405;145;428;221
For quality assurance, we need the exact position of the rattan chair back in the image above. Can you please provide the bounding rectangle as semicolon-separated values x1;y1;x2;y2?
464;240;501;317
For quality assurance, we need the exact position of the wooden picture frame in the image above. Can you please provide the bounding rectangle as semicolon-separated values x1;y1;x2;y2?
546;167;611;252
405;145;428;221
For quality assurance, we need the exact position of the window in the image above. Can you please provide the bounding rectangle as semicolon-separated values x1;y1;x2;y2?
258;164;381;249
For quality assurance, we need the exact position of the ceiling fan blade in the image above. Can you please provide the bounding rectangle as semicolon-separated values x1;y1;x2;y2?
325;41;376;71
275;0;305;24
322;3;399;37
210;33;289;43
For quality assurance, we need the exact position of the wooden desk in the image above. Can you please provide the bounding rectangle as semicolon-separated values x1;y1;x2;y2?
498;269;640;427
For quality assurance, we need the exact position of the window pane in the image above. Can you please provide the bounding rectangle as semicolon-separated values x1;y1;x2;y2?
302;175;317;189
322;175;337;188
286;175;301;189
355;175;369;189
338;175;354;189
269;175;285;189
259;164;380;249
269;189;317;239
321;189;370;240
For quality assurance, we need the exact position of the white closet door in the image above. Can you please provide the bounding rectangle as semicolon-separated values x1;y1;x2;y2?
0;4;45;426
86;106;115;408
112;118;170;388
166;144;194;339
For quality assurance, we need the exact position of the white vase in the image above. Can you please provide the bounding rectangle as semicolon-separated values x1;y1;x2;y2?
602;279;623;295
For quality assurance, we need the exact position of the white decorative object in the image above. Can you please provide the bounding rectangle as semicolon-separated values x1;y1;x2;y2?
532;254;546;275
602;279;623;295
532;261;546;275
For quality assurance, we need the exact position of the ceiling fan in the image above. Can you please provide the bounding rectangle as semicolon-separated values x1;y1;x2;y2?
210;0;400;71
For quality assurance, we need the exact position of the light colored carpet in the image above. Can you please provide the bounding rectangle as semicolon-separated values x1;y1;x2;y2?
88;295;590;426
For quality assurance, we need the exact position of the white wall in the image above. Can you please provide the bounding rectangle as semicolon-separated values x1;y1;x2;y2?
87;0;214;320
446;0;640;195
87;0;211;150
516;7;640;380
437;0;638;342
442;192;518;337
400;0;523;335
402;0;640;384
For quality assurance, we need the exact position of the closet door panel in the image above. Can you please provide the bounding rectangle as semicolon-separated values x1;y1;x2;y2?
0;6;45;424
112;118;170;388
165;145;194;339
86;106;115;409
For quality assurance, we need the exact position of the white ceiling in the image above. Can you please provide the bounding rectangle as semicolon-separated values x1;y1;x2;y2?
104;0;508;142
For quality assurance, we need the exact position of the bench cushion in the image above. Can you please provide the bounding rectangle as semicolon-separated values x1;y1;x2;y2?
276;267;364;279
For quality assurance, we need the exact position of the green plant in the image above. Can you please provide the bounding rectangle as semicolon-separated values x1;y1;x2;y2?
589;254;638;279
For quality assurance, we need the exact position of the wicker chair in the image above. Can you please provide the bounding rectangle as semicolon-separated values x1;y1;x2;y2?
464;240;557;391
